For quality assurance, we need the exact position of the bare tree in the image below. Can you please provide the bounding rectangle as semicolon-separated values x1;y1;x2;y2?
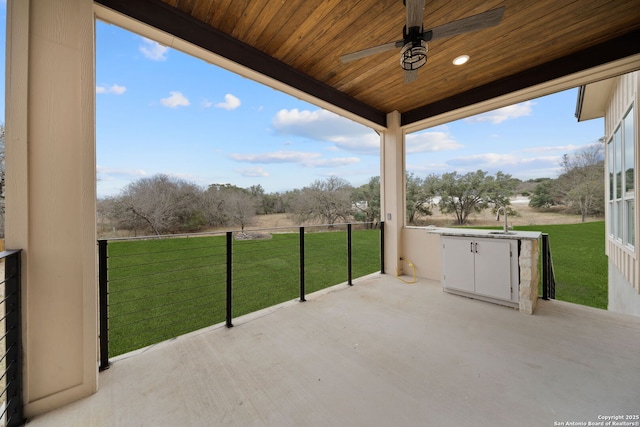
112;174;204;235
291;176;353;225
204;183;258;230
557;142;605;222
248;184;266;214
201;185;228;227
223;189;257;231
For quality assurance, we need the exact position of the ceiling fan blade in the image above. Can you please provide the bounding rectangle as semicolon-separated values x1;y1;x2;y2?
427;7;505;41
406;0;425;29
340;40;403;63
404;69;419;83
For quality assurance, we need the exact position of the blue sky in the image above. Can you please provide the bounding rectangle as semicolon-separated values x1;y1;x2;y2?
0;9;605;198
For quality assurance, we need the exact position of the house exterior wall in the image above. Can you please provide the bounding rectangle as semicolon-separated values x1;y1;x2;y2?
609;259;640;316
400;228;441;281
5;0;98;416
604;72;640;316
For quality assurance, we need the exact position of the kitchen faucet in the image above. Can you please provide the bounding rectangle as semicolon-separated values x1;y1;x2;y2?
496;206;509;232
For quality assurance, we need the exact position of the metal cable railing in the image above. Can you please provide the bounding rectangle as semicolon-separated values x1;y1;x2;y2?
0;250;24;427
541;233;556;300
99;222;383;369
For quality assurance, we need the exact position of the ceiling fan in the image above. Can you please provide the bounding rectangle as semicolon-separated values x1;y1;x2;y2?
340;1;505;83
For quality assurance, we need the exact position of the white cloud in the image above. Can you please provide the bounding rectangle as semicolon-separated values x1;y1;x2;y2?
406;130;462;153
229;151;321;164
201;99;213;108
97;166;148;181
139;37;168;61
522;144;583;153
216;94;241;110
327;133;380;153
228;150;359;168
465;101;535;124
272;108;377;153
96;84;126;95
236;167;269;178
306;157;360;168
161;91;190;108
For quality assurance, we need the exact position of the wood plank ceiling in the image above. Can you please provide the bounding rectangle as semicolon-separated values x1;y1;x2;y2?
97;0;640;128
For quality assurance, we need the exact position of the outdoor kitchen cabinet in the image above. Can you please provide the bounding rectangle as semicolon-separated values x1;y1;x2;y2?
441;236;518;306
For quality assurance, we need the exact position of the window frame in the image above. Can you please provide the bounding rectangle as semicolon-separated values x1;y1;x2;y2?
607;102;635;250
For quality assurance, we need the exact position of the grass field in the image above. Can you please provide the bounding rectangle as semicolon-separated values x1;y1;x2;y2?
106;228;380;356
106;221;607;357
515;222;607;310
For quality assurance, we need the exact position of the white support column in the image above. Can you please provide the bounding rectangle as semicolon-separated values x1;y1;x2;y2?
5;0;97;416
380;111;406;276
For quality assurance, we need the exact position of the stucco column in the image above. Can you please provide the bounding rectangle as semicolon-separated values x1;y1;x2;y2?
381;111;405;275
5;0;97;416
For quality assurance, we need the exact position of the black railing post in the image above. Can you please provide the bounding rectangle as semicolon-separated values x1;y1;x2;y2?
542;234;549;300
4;250;24;427
226;232;233;328
548;239;556;300
299;227;306;302
380;221;385;274
98;240;110;371
347;223;353;285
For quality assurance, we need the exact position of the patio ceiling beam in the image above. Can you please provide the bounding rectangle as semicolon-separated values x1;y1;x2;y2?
401;30;640;126
94;0;387;128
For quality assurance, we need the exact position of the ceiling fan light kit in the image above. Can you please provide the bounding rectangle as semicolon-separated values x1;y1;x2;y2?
340;1;505;83
401;40;427;71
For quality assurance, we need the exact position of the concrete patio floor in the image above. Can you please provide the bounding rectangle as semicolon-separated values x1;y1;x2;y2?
28;274;640;426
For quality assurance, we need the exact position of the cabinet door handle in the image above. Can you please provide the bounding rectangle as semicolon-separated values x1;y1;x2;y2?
470;242;473;253
475;242;478;253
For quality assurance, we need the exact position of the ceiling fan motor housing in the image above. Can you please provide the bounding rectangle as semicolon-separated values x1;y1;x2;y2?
340;5;505;78
401;25;428;71
401;39;428;71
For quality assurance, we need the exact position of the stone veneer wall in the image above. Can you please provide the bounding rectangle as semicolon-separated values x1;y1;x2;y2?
518;239;540;314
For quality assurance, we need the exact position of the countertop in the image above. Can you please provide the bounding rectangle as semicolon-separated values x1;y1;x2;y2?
405;226;542;240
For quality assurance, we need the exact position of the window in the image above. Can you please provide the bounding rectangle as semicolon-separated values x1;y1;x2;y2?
608;137;614;235
623;107;635;246
607;104;635;248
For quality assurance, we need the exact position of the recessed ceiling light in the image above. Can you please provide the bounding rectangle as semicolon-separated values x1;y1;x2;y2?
453;55;470;65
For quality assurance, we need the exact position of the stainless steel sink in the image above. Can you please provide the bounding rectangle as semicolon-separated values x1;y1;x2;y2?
488;231;517;235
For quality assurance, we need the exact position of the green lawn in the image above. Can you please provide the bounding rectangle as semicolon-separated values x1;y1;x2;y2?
106;222;607;357
515;222;607;310
106;228;380;356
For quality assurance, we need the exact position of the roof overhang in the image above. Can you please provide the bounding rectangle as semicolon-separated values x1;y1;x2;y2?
94;0;640;132
575;78;618;122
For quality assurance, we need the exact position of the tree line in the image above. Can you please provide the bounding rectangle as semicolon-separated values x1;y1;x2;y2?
0;122;606;238
98;174;378;236
527;143;605;222
93;143;603;236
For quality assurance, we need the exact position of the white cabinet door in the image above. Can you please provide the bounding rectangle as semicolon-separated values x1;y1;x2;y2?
442;237;475;293
474;239;512;301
